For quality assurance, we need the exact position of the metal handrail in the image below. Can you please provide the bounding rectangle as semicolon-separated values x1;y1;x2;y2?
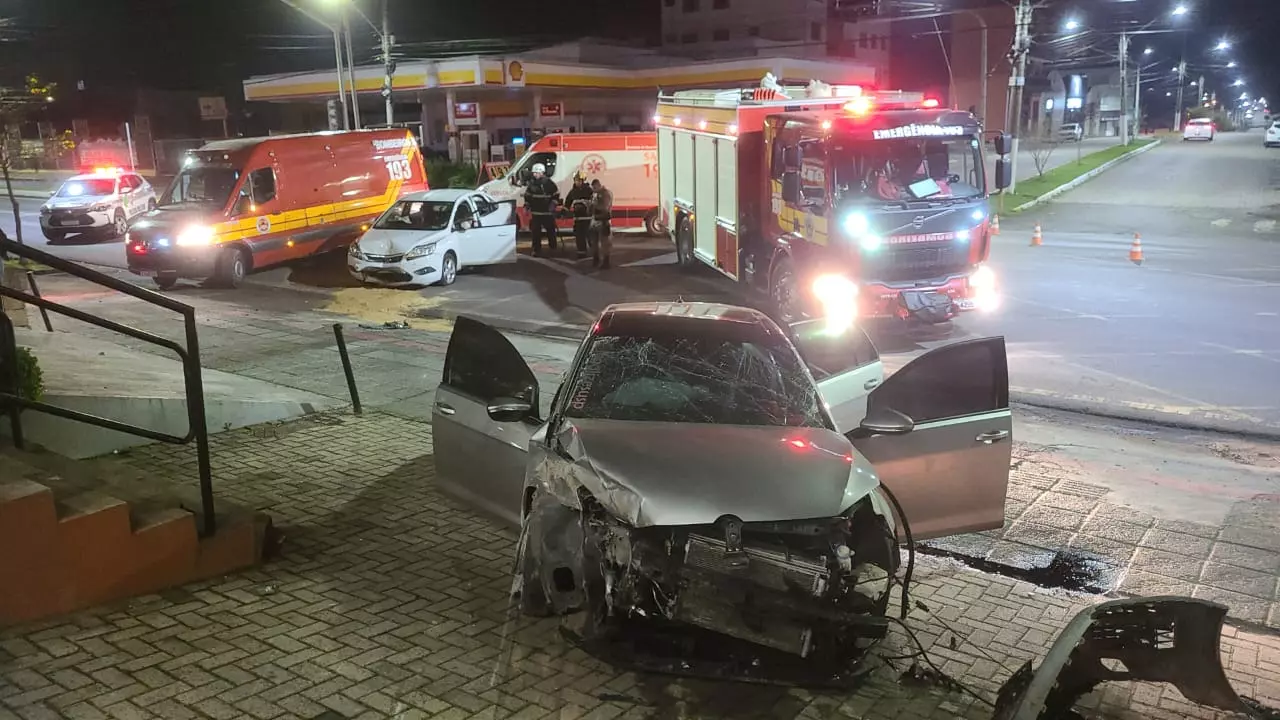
0;237;216;536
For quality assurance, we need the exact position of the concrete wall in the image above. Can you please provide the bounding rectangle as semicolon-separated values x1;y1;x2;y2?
950;5;1014;130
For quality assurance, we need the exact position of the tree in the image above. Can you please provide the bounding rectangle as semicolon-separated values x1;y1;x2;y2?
1028;138;1056;177
0;74;57;247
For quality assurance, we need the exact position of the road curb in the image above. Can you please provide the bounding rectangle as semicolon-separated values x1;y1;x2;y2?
1011;394;1280;442
1009;139;1163;213
412;306;588;342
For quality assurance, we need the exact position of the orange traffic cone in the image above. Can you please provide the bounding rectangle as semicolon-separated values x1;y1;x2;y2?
991;214;1001;236
1030;222;1043;247
1129;233;1144;265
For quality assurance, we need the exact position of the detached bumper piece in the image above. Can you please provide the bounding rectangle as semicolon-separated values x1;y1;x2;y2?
898;289;957;324
992;596;1277;720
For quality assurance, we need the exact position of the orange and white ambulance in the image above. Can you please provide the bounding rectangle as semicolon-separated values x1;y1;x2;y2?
476;132;662;234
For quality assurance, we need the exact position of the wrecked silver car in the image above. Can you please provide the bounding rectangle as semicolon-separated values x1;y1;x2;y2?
432;302;1013;671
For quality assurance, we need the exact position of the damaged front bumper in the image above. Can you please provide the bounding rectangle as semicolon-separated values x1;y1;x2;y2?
992;596;1276;720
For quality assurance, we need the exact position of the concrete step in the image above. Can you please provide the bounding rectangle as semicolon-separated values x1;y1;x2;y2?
0;446;269;626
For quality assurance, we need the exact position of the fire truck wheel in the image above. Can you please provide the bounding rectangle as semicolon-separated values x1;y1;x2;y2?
769;255;802;323
214;246;249;289
675;219;695;269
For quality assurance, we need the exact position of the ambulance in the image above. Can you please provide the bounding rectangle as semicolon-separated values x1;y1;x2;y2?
124;129;428;290
476;132;662;235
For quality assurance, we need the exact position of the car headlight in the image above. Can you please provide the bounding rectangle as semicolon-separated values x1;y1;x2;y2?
404;243;436;260
176;225;215;247
348;244;366;260
859;235;883;251
955;229;971;242
39;205;51;215
970;209;985;222
89;203;111;212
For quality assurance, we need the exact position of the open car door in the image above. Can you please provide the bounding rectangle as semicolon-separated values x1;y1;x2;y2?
432;315;541;526
789;319;884;433
466;194;518;265
851;337;1011;541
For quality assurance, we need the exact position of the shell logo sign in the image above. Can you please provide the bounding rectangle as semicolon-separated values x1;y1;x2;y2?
506;60;525;87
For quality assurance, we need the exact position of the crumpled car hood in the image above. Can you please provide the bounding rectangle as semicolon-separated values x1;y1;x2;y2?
539;418;881;527
357;227;448;255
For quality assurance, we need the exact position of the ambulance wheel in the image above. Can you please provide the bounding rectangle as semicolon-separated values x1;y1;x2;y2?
214;246;249;288
644;212;663;237
675;218;695;269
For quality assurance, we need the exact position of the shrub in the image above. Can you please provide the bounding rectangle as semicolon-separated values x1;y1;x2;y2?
425;159;480;190
15;346;43;402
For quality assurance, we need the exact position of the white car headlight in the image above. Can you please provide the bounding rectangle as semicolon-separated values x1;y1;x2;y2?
348;243;365;260
39;205;51;215
404;243;436;260
176;225;215;247
89;203;111;212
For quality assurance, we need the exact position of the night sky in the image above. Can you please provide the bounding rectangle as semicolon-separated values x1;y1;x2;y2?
0;0;1274;121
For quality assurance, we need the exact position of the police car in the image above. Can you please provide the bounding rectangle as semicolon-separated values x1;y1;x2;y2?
39;169;157;241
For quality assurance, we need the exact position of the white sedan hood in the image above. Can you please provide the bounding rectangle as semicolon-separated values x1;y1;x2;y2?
357;227;449;256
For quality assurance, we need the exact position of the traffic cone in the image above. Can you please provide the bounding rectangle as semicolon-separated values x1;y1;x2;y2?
1129;233;1144;265
991;214;1001;236
1030;222;1043;247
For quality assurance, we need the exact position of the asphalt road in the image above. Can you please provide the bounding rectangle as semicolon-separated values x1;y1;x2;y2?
3;130;1278;435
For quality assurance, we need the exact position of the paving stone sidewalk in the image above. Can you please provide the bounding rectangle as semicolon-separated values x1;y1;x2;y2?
3;411;1279;720
23;274;1280;630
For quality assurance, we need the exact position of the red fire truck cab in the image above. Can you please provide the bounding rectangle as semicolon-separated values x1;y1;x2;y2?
126;129;428;289
657;77;1012;325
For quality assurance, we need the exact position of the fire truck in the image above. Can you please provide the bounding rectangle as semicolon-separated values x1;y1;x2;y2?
656;76;1012;325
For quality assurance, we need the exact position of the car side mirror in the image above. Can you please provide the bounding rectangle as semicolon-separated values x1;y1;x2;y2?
782;145;802;170
994;132;1013;156
857;407;915;436
487;396;533;422
995;158;1013;190
781;171;801;204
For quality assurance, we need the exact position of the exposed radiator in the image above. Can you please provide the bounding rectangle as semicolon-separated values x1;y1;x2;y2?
673;533;831;656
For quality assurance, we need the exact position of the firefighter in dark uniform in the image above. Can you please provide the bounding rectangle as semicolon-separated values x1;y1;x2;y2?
523;162;560;256
562;171;594;260
589;178;614;269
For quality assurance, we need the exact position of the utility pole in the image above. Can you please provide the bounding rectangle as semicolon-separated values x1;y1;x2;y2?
1119;33;1129;145
333;28;350;130
381;0;394;125
342;10;361;130
1134;62;1143;137
1007;0;1032;193
1173;59;1186;130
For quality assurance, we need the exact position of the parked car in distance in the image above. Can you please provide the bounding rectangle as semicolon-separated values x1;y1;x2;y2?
1183;118;1216;141
1264;121;1280;148
1057;123;1084;143
348;189;517;287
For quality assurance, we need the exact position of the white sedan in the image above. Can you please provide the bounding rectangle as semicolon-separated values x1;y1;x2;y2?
1264;121;1280;148
348;189;518;287
1182;118;1215;141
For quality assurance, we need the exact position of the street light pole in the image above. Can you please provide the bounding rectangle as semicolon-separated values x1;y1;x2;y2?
342;9;361;129
276;0;349;130
1119;33;1129;145
382;0;393;125
1007;0;1032;193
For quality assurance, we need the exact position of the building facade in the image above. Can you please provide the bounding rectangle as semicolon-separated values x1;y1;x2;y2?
242;39;880;165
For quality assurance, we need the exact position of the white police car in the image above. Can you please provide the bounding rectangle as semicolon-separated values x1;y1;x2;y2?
39;169;157;241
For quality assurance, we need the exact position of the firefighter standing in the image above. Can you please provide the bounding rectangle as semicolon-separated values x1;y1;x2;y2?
523;163;560;256
563;172;594;260
589;179;614;269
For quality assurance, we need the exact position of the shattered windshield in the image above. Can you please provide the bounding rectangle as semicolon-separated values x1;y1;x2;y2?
374;200;453;231
831;136;984;204
564;333;826;427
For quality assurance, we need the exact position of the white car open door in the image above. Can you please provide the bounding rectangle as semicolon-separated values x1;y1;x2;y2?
463;194;518;266
788;319;884;433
